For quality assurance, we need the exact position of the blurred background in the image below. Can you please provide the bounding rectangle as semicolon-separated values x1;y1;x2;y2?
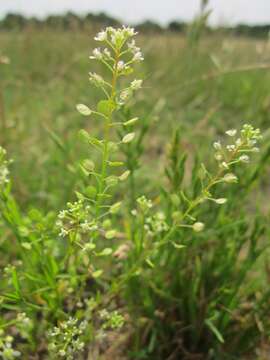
1;0;270;211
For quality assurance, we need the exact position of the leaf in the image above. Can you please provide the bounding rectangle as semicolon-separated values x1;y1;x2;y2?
92;269;103;279
105;230;116;239
11;268;20;296
44;126;67;153
22;242;32;250
172;242;186;249
205;319;224;343
108;161;124;167
146;258;155;268
124;117;139;126
97;100;115;116
98;248;113;256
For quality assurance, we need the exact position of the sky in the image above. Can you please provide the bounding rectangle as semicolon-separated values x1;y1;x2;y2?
1;0;270;26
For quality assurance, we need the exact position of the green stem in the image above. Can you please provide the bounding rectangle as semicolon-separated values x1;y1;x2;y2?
95;48;120;217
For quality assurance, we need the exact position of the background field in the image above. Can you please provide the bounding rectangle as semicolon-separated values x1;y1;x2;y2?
1;29;270;210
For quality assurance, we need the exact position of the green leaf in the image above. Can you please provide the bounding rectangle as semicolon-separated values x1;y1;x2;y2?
11;269;20;296
92;269;103;279
108;161;124;167
98;248;113;256
146;258;155;268
105;230;116;239
172;242;186;249
205;319;224;343
97;100;115;116
22;242;32;250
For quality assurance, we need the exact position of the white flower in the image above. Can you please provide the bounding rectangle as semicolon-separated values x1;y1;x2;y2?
192;222;205;232
117;60;125;71
236;138;242;146
128;39;140;53
251;147;260;152
122;25;137;37
223;173;238;183
94;30;107;41
133;51;144;62
239;155;250;163
214;153;223;161
103;48;111;58
89;72;105;86
226;129;237;137
0;166;10;185
90;48;102;60
80;221;91;232
120;89;131;102
58;210;66;219
220;161;229;169
130;79;143;90
213;141;222;150
59;228;68;237
226;145;236;152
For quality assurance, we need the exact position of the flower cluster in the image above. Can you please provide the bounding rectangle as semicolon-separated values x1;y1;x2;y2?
213;124;261;171
99;309;125;330
131;198;169;238
0;147;11;188
56;200;97;238
144;212;169;236
16;312;33;339
95;309;125;341
0;331;21;360
136;195;153;214
186;124;262;232
47;317;87;359
85;26;144;109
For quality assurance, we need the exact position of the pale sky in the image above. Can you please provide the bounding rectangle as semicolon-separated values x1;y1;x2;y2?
1;0;270;26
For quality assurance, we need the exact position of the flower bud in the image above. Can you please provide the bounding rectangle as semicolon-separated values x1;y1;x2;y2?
76;104;92;116
192;222;205;232
214;198;227;204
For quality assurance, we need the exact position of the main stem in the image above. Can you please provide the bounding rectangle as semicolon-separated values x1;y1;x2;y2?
96;48;120;217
